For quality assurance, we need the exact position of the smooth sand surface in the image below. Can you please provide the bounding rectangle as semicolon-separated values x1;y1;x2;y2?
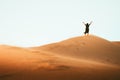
33;35;120;65
0;35;120;80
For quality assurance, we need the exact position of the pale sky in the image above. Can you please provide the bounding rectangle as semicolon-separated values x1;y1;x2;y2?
0;0;120;47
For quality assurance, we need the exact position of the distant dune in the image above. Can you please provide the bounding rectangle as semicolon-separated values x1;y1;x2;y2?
0;35;120;80
112;41;120;47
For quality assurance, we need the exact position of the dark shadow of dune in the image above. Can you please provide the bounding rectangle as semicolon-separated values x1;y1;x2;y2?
0;73;13;79
49;65;70;71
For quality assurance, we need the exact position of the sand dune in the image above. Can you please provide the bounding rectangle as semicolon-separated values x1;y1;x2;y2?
33;35;120;65
0;35;120;80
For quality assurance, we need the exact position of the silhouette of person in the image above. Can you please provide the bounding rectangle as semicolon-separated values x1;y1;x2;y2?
83;21;92;35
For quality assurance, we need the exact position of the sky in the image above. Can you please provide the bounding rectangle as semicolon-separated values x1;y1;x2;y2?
0;0;120;47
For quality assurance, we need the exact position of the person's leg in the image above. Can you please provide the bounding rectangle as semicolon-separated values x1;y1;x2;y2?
87;29;89;36
84;32;86;35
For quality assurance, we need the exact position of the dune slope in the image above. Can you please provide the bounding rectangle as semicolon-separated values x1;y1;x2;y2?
0;35;120;80
33;35;120;65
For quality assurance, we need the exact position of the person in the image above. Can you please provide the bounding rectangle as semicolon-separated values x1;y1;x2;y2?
83;21;92;35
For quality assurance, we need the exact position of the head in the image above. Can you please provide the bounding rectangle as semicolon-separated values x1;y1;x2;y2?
86;23;89;25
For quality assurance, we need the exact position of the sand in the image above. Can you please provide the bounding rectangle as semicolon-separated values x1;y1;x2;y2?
0;35;120;80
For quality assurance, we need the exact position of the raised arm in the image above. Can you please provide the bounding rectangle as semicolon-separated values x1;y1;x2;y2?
82;22;86;25
89;21;92;25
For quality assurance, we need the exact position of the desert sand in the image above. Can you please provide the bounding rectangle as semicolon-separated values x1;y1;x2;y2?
0;35;120;80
